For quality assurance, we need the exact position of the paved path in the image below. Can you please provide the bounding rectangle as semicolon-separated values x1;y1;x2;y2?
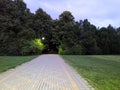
0;55;94;90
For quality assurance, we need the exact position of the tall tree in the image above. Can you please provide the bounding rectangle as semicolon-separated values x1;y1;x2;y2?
80;19;99;54
97;25;118;54
0;0;36;55
33;8;54;53
58;11;82;54
117;27;120;54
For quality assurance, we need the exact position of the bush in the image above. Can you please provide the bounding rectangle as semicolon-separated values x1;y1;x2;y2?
19;39;45;55
20;40;34;55
59;44;83;55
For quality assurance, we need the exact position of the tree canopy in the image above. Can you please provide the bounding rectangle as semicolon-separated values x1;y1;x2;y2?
0;0;120;55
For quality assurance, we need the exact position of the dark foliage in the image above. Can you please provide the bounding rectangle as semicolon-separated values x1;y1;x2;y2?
0;0;120;55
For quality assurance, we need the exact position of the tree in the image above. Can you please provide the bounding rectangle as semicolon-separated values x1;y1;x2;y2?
97;25;118;54
57;11;82;54
117;27;120;54
33;8;55;53
0;0;120;55
59;11;74;23
33;8;52;38
107;25;118;54
79;19;99;54
0;0;37;55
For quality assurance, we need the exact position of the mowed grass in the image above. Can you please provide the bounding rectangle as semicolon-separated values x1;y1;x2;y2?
0;56;37;73
62;55;120;90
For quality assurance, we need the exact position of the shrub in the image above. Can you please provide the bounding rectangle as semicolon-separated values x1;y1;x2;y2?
20;39;45;55
59;44;83;55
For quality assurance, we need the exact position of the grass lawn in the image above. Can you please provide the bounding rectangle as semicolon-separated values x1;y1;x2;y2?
62;55;120;90
0;56;37;73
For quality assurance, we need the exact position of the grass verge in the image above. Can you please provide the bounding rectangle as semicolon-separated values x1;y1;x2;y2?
62;55;120;90
0;56;37;73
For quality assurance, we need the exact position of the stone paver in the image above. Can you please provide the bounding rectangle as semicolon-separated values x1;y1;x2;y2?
0;54;94;90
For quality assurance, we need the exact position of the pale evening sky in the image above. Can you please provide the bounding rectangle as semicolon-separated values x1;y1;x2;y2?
24;0;120;27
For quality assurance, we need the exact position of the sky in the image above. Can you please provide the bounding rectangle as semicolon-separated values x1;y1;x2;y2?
24;0;120;28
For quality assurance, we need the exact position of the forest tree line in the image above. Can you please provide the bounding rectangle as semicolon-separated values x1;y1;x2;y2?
0;0;120;55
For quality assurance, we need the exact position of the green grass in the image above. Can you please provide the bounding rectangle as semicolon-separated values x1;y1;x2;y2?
0;56;37;73
62;55;120;90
